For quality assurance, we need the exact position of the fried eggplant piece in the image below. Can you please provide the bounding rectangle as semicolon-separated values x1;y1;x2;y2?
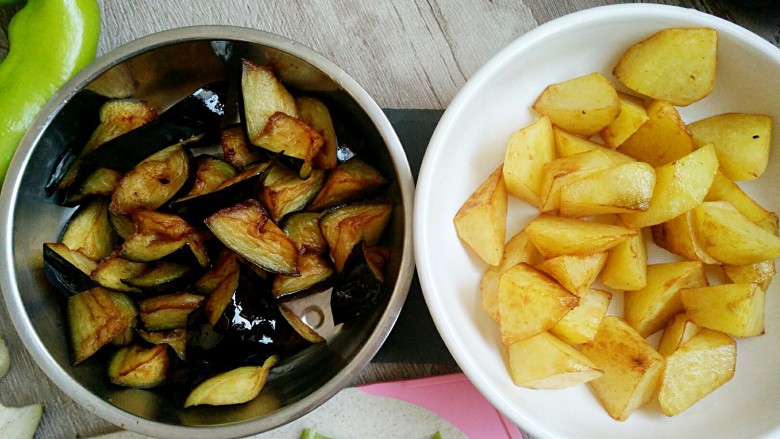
320;203;393;273
68;287;137;364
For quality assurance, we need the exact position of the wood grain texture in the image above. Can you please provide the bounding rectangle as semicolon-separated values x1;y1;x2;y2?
0;1;778;438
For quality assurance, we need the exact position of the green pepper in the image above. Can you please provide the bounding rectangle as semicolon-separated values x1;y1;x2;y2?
0;0;100;183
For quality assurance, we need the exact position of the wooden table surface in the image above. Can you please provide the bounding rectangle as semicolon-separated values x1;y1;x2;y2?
1;1;778;438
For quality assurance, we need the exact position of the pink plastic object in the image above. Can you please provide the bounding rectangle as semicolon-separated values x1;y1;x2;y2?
359;373;523;438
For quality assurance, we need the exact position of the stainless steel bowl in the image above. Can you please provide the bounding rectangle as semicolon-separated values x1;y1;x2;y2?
0;26;414;438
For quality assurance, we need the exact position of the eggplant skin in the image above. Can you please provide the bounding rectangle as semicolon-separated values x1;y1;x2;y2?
43;243;99;296
205;199;299;275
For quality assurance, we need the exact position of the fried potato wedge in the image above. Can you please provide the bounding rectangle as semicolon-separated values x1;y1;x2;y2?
503;117;555;206
581;316;665;421
651;210;719;264
705;171;774;225
657;328;736;416
508;332;603;389
624;261;708;338
539;150;616;212
688;113;772;181
551;288;612;344
600;92;649;149
613;27;717;106
601;222;647;291
617;100;694;167
498;263;579;345
722;260;776;291
532;72;620;137
558;161;655;217
553;126;634;163
619;144;718;229
681;283;765;337
692;201;780;265
480;231;541;322
454;165;507;266
536;252;607;297
657;313;700;357
525;214;637;258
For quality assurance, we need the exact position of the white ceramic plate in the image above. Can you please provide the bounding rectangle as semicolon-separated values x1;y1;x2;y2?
415;4;780;439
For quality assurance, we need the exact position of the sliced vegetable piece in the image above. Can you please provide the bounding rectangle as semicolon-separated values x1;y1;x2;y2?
63;167;124;207
120;210;209;267
176;155;237;201
169;161;273;222
183;355;278;407
307;158;389;212
110;143;191;215
320;203;393;273
0;403;43;439
272;253;334;299
221;125;265;168
205;199;299;275
68;287;137;364
43;243;98;296
194;248;239;295
137;328;187;360
242;60;298;142
297;96;338;169
91;255;147;293
60;197;116;261
252;111;325;179
121;261;193;294
138;292;206;331
260;163;326;221
107;343;169;388
283;212;328;254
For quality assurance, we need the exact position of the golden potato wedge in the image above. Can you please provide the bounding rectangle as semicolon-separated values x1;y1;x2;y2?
705;171;774;225
481;231;541;322
536;252;607;297
692;201;780;265
580;316;665;421
617;100;694;167
651;210;719;264
538;150;617;212
600;92;649;149
689;113;772;181
498;263;579;345
532;72;620;137
551;288;612;344
503;116;556;206
613;28;717;106
624;261;708;338
558;161;655;217
601;222;647;291
657;328;736;416
508;332;603;389
681;283;765;337
525;214;637;258
657;313;701;357
553;126;634;163
722;260;775;291
454;165;507;266
619;144;718;229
